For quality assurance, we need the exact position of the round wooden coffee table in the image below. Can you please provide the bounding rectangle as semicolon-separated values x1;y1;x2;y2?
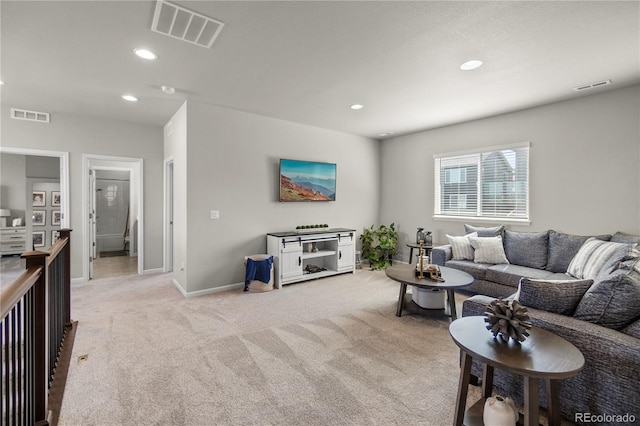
449;316;585;426
385;264;473;320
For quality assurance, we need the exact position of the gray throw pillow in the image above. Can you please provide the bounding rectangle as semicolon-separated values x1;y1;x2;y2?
611;231;640;245
546;231;612;273
504;230;549;269
464;224;504;238
517;277;593;315
573;260;640;330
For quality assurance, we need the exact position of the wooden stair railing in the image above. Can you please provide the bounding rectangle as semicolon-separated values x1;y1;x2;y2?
1;229;75;426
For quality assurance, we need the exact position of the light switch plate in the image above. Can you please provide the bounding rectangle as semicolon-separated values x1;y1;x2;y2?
210;210;220;220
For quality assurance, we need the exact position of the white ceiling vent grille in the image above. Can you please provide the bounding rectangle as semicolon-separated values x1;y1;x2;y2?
573;79;612;92
151;0;224;48
11;108;50;123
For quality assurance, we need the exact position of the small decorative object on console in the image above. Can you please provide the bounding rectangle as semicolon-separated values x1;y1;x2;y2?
484;299;532;342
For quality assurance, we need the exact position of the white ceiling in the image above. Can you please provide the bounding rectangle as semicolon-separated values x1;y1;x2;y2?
1;1;639;139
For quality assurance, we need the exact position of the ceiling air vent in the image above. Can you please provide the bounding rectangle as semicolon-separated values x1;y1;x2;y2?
573;79;612;92
151;0;224;48
11;108;50;123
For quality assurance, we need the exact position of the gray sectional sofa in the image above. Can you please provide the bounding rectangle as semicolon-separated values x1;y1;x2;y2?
432;226;640;425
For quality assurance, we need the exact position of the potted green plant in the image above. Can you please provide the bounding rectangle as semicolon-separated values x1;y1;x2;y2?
360;223;398;270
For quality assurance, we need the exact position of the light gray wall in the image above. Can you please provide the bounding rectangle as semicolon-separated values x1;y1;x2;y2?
380;85;640;262
0;153;27;223
181;101;380;293
1;109;164;279
26;155;60;179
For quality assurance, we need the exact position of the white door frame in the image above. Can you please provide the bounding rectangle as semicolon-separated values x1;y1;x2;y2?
82;154;144;281
163;157;174;273
0;147;70;229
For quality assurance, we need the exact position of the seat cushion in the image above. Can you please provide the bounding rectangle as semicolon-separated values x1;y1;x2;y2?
485;264;554;288
504;230;549;269
546;272;576;281
445;259;489;280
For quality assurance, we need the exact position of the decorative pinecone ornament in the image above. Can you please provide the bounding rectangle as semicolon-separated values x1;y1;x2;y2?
484;298;532;342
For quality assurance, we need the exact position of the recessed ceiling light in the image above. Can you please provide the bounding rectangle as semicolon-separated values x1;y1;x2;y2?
161;85;175;95
122;94;138;102
133;48;158;60
350;104;364;110
460;59;483;71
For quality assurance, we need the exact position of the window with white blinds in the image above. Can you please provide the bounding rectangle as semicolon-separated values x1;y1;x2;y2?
434;143;530;221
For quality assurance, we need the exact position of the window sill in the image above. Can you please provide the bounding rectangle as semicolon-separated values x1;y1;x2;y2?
432;215;531;226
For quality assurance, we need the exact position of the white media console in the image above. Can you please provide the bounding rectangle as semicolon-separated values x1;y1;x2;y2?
267;228;356;288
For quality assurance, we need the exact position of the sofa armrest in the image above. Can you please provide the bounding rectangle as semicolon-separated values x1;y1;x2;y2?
431;244;452;266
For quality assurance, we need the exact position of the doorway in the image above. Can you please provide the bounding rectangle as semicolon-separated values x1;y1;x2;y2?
83;154;143;281
91;170;137;279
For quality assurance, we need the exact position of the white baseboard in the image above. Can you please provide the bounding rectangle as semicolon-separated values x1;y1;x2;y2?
143;268;164;275
71;277;86;285
172;278;244;298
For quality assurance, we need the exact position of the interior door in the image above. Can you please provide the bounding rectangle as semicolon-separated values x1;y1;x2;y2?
89;169;97;279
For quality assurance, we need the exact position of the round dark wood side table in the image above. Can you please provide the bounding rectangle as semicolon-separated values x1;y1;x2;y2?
449;316;585;426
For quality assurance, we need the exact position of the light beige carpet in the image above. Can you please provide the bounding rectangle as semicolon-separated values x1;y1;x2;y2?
60;269;478;425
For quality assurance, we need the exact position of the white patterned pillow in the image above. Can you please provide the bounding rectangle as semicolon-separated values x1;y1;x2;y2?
567;238;636;280
447;232;477;260
469;236;509;264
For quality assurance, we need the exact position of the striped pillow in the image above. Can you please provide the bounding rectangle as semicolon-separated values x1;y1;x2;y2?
567;238;635;280
469;236;509;264
447;232;477;260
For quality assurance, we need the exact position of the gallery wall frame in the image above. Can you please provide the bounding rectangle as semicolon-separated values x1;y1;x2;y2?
33;191;46;207
33;231;45;248
32;210;46;226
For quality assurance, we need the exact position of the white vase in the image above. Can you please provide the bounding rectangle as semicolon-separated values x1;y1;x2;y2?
483;395;518;426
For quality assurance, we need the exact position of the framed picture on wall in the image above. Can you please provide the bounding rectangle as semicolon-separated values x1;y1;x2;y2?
33;191;46;207
52;191;61;207
52;230;60;244
32;210;46;226
52;210;61;226
33;231;45;248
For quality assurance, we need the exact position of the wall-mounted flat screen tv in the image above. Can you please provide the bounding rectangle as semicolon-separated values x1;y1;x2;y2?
279;159;336;202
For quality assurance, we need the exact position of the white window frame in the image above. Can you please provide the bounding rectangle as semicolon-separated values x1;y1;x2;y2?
433;142;531;224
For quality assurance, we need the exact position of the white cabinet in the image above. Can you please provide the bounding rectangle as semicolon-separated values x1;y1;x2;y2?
1;227;27;256
267;228;356;288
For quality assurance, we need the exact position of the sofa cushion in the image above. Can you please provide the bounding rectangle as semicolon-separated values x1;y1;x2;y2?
547;231;612;273
504;230;549;269
516;277;593;315
445;260;489;280
573;259;640;330
447;232;477;260
567;238;636;280
485;264;554;288
469;236;509;264
611;231;640;245
621;318;640;339
464;224;504;238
